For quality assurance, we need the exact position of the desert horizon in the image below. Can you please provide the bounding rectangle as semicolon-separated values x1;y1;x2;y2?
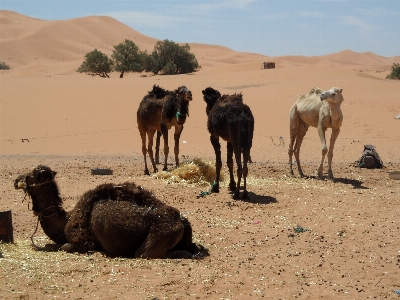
0;9;399;300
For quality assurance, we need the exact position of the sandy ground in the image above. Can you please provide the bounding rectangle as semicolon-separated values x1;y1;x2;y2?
1;10;400;299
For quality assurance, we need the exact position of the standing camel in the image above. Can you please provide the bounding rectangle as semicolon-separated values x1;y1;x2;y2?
137;85;192;175
288;87;344;180
202;87;254;199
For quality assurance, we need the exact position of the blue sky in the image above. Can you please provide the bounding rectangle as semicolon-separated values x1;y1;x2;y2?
1;0;399;57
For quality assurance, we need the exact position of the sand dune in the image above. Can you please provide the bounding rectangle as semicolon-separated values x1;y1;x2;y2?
0;9;399;162
1;10;399;76
1;10;400;299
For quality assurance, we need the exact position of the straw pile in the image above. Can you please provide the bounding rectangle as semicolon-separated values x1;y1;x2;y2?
151;157;226;187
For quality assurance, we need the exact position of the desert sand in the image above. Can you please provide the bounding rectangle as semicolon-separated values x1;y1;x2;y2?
0;10;399;299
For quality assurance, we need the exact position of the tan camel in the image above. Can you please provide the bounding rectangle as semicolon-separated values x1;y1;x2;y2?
288;87;344;180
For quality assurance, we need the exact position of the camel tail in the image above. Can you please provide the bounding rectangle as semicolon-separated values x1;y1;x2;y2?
241;117;254;160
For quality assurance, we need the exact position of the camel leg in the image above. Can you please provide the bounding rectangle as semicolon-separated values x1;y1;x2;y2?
134;223;188;259
139;129;150;175
293;122;309;177
327;128;340;180
227;142;236;191
233;147;243;200
317;125;328;178
155;131;162;165
288;106;300;176
147;130;158;174
173;125;184;167
210;135;221;193
242;149;250;199
161;124;169;171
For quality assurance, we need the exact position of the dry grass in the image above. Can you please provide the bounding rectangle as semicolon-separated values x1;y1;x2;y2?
151;157;226;187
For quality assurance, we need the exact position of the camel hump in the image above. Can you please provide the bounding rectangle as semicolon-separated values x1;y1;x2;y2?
309;87;323;95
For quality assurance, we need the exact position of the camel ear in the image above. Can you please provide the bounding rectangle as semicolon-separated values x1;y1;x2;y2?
202;90;205;95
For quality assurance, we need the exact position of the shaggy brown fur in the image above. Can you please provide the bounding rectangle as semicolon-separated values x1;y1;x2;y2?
14;165;208;258
202;87;254;199
137;85;192;175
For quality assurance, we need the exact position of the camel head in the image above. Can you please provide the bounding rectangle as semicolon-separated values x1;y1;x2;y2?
320;87;344;105
14;165;59;213
174;86;192;125
202;87;221;115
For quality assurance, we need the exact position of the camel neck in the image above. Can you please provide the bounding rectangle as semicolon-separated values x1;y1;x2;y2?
328;103;342;122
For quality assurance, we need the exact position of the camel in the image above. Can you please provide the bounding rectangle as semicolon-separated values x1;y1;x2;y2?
288;87;344;180
202;87;254;199
137;85;192;175
14;165;209;258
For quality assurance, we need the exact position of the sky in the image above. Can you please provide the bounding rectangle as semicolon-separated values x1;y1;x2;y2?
1;0;399;57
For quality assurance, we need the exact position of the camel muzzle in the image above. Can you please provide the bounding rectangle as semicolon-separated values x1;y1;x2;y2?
14;175;27;190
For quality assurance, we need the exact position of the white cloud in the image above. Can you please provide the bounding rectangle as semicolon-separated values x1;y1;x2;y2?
108;11;190;28
340;16;374;37
358;8;400;17
300;11;325;18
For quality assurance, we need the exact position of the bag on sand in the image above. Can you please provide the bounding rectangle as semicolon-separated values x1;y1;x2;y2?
358;145;383;169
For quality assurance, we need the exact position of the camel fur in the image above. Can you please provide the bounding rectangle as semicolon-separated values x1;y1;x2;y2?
288;87;344;179
14;165;208;259
137;85;192;175
202;87;254;199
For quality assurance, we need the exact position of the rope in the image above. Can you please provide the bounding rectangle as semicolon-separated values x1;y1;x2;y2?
198;182;218;198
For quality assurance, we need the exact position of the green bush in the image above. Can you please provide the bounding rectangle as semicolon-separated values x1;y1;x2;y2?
0;61;10;70
144;39;200;75
386;63;400;80
77;49;113;78
111;39;147;78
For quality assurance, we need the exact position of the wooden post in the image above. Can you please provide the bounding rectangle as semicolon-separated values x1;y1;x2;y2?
0;210;14;243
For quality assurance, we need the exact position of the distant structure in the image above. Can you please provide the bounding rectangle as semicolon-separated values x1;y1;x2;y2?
263;62;275;69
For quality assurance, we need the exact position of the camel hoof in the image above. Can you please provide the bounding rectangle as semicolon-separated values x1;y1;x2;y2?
327;170;335;181
144;169;150;175
211;184;219;193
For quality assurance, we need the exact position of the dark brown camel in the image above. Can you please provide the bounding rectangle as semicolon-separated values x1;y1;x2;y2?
137;85;192;175
202;87;254;199
14;165;209;258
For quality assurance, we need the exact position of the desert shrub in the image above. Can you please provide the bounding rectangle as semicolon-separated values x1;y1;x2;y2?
0;61;10;70
386;63;400;80
144;39;200;75
111;39;147;78
77;49;113;78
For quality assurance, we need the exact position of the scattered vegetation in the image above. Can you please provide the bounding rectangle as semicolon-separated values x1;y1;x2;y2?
77;39;200;78
144;39;200;75
0;61;10;70
111;39;147;78
386;63;400;80
76;49;113;78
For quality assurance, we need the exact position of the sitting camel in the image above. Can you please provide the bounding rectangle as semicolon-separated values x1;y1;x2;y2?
137;85;192;175
288;87;344;179
202;87;254;199
14;165;208;258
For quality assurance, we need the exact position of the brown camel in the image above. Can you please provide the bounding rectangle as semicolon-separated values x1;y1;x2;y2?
202;87;254;199
288;87;344;180
137;85;192;175
14;165;209;258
